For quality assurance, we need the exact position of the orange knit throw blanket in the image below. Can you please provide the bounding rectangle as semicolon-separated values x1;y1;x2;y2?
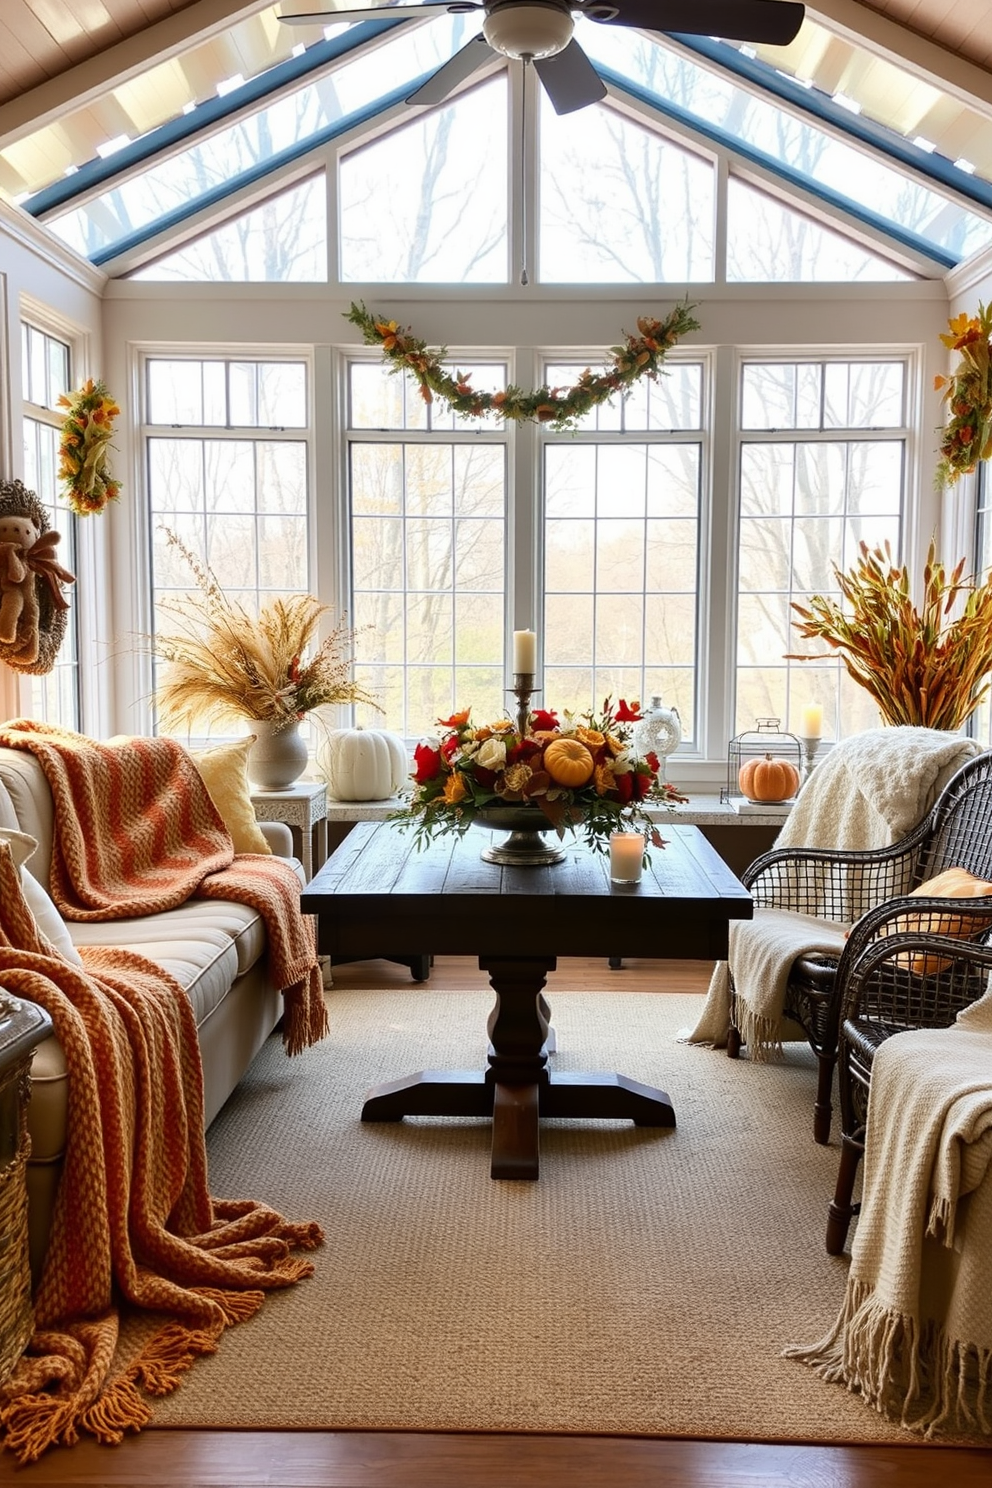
0;719;327;1055
0;841;323;1465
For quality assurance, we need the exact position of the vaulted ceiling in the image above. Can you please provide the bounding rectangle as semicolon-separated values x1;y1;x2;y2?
3;0;992;233
3;0;992;133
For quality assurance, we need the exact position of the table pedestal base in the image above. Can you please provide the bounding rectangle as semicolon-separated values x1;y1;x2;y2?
360;955;676;1179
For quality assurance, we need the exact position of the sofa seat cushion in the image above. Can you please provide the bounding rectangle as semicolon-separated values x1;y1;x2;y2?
69;900;267;1019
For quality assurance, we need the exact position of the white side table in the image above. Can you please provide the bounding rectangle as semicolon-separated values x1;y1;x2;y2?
250;779;328;882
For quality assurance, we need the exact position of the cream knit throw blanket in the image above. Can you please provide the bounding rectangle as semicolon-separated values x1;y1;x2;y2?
682;727;980;1051
0;841;323;1465
775;727;981;854
0;719;327;1056
786;999;992;1437
682;910;850;1053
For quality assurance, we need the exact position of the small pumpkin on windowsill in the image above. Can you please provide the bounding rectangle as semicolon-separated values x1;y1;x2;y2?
738;753;801;803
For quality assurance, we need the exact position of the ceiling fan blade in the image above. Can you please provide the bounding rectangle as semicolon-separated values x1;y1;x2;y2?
597;0;805;46
278;3;480;26
406;34;496;104
534;40;607;116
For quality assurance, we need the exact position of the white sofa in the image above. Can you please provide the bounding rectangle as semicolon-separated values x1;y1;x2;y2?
0;744;299;1279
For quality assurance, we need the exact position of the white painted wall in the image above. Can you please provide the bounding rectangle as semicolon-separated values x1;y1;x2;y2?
0;201;106;728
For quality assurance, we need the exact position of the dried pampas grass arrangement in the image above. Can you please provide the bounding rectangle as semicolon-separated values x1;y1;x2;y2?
152;530;379;733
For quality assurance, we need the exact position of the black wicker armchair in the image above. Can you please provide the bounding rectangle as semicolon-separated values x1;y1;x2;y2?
727;749;992;1146
825;928;992;1254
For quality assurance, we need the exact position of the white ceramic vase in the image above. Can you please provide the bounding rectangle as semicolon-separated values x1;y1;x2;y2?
247;718;308;790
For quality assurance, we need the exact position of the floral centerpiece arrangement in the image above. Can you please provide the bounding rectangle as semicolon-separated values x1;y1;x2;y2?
789;538;992;729
399;697;687;855
346;299;700;431
151;530;378;733
57;378;122;516
934;303;992;488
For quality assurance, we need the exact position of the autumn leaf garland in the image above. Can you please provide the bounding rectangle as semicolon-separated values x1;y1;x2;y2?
346;299;700;431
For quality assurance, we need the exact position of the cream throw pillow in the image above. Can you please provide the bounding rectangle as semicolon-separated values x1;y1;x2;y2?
0;825;84;965
190;738;272;856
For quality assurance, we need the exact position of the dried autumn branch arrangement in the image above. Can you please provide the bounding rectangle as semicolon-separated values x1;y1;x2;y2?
789;539;992;730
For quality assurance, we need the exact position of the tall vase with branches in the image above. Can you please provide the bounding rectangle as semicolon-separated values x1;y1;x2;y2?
789;539;992;730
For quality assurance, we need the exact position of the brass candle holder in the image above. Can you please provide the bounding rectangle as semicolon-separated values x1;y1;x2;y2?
511;671;538;738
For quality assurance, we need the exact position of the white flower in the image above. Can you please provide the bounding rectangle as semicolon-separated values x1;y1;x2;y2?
612;749;634;774
476;736;507;771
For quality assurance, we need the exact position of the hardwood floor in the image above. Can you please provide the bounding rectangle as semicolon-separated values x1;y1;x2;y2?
9;957;991;1486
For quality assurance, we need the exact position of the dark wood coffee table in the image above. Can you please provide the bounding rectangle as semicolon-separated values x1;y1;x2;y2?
301;820;752;1179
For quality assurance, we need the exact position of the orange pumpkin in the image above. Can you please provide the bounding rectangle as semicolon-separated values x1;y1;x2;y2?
738;753;800;803
544;736;595;788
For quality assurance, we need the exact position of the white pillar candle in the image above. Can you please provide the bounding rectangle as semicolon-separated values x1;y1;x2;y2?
800;702;823;738
609;831;644;884
512;628;536;674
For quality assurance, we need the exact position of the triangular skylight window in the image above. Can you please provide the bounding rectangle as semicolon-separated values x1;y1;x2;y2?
727;179;911;282
130;175;327;282
540;96;713;283
339;76;508;283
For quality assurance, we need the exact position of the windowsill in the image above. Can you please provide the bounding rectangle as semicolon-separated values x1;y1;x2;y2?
320;793;793;827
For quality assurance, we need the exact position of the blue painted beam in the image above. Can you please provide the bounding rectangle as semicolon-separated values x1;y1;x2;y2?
87;75;436;266
598;64;957;269
671;34;992;216
24;17;407;218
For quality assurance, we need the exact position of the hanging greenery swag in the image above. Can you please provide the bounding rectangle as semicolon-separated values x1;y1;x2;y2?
57;379;122;516
345;299;700;430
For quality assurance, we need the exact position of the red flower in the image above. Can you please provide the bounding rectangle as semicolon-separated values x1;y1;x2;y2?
474;766;497;788
441;733;461;760
645;751;660;774
508;738;543;765
531;708;559;732
615;772;634;803
614;698;643;722
413;742;442;783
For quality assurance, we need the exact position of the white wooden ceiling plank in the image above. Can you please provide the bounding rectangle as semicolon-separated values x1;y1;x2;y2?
29;0;120;51
0;0;272;146
808;1;992;116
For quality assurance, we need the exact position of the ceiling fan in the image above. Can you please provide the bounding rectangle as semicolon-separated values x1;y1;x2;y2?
278;0;806;116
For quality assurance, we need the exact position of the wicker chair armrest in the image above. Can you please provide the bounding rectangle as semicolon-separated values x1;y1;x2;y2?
838;922;992;1030
844;892;992;960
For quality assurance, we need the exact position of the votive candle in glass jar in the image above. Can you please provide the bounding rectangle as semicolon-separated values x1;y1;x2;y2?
609;831;644;884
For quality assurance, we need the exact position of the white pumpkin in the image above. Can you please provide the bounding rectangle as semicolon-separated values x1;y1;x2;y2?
317;726;408;801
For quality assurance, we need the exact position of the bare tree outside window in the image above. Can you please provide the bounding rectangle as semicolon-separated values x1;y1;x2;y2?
737;359;906;741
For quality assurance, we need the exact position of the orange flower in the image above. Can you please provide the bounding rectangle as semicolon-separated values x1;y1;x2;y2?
575;727;605;751
443;773;468;805
594;761;616;796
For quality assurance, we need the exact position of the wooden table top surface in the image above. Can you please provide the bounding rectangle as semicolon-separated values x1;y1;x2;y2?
302;820;752;962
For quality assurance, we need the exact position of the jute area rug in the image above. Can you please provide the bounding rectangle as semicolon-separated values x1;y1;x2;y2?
150;989;929;1444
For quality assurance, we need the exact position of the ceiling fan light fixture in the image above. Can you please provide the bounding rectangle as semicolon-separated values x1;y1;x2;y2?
482;2;575;59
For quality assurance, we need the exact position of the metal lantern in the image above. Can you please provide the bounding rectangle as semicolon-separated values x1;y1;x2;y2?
721;718;804;807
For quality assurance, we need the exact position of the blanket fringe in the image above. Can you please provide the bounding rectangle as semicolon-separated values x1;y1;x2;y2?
282;966;329;1056
735;1002;786;1062
784;1277;992;1437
